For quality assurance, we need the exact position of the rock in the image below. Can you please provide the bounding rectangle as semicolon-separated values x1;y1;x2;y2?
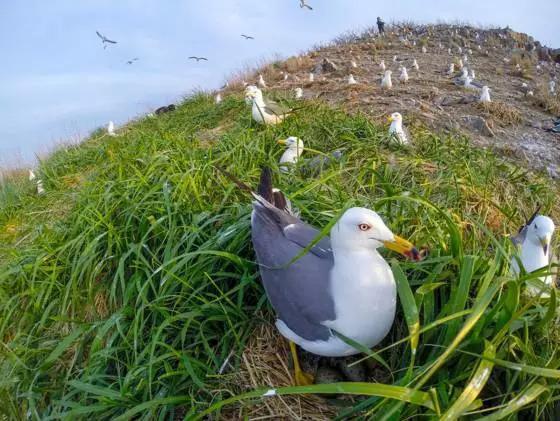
552;48;560;64
315;58;338;74
461;115;495;137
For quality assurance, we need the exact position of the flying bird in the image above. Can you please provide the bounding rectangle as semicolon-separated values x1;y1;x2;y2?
299;0;313;10
126;58;139;65
96;31;117;49
188;56;208;62
241;34;254;40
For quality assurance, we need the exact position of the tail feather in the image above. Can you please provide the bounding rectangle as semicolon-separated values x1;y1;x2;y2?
257;167;274;202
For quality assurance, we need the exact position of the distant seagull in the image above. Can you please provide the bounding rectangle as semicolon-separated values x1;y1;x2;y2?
447;63;455;75
299;0;313;10
96;31;117;49
348;74;357;84
28;170;36;181
412;58;419;71
308;72;314;82
399;66;409;83
294;87;303;99
258;74;267;88
421;45;427;54
215;93;222;104
107;121;117;136
381;70;393;89
126;58;139;65
379;60;386;71
188;56;208;62
479;86;491;103
36;179;45;195
241;34;254;40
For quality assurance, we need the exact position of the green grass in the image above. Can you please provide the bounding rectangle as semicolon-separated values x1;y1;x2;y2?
1;92;559;419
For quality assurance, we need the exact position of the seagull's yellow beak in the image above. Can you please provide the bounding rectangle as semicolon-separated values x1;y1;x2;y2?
383;235;421;261
387;115;394;122
539;236;551;255
277;139;287;145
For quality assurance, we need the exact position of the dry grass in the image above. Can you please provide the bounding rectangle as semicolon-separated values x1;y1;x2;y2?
280;56;315;74
531;89;560;115
476;101;523;126
223;323;337;420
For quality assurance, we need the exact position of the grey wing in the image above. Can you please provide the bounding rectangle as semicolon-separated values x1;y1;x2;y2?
251;201;335;341
263;99;291;116
510;225;527;246
470;80;484;89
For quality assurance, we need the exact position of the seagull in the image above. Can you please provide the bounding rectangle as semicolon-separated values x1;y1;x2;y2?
350;60;358;68
399;66;409;83
28;170;36;181
107;121;117;137
412;58;419;71
421;45;427;54
469;68;476;80
96;31;117;49
126;58;139;65
393;55;398;63
379;60;386;71
447;63;455;75
278;137;305;172
246;87;292;125
36;179;45;195
550;81;556;94
299;0;313;10
237;167;419;384
308;72;314;82
388;112;409;144
258;74;267;88
241;34;254;40
215;93;222;104
188;56;208;62
448;48;452;55
348;74;357;84
301;150;344;177
294;87;303;99
463;54;468;63
381;70;393;89
245;85;259;105
479;86;491;102
511;209;556;296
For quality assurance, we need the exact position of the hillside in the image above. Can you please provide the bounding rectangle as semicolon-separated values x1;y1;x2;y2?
1;23;560;420
229;23;560;177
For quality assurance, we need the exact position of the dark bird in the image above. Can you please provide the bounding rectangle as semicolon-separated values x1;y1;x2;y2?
188;56;208;62
155;104;176;115
241;34;254;40
96;31;117;49
126;58;139;65
299;0;313;10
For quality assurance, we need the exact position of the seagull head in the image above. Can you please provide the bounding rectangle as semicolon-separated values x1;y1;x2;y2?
277;136;304;152
244;85;260;104
331;207;419;259
388;112;403;125
526;215;555;256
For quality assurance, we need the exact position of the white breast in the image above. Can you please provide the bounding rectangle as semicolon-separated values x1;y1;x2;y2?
324;250;396;351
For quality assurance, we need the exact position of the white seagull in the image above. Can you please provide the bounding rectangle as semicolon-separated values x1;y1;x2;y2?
479;86;491;102
412;59;419;71
388;112;409;144
258;74;267;88
309;72;315;82
381;70;393;89
107;121;117;137
278;137;305;172
511;211;556;296
348;74;357;85
294;87;303;99
215;93;222;104
399;66;409;83
246;87;291;125
246;168;419;384
379;60;386;71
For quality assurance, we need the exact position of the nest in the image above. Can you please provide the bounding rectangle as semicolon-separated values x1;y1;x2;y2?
222;322;338;420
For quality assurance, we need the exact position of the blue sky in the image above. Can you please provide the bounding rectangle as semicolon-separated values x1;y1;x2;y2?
1;0;559;167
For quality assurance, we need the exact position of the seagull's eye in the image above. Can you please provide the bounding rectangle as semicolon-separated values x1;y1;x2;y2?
534;225;538;230
358;223;371;231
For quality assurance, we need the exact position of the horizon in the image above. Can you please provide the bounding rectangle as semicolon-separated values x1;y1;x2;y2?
1;0;559;168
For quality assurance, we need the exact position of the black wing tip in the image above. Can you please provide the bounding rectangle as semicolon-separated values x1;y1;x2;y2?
257;167;274;202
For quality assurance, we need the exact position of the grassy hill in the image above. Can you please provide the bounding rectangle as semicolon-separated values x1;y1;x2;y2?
2;26;560;420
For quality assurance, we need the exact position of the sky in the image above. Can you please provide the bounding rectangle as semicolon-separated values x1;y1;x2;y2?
1;0;559;167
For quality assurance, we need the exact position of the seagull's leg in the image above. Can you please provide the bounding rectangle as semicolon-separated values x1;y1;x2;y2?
289;341;314;386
